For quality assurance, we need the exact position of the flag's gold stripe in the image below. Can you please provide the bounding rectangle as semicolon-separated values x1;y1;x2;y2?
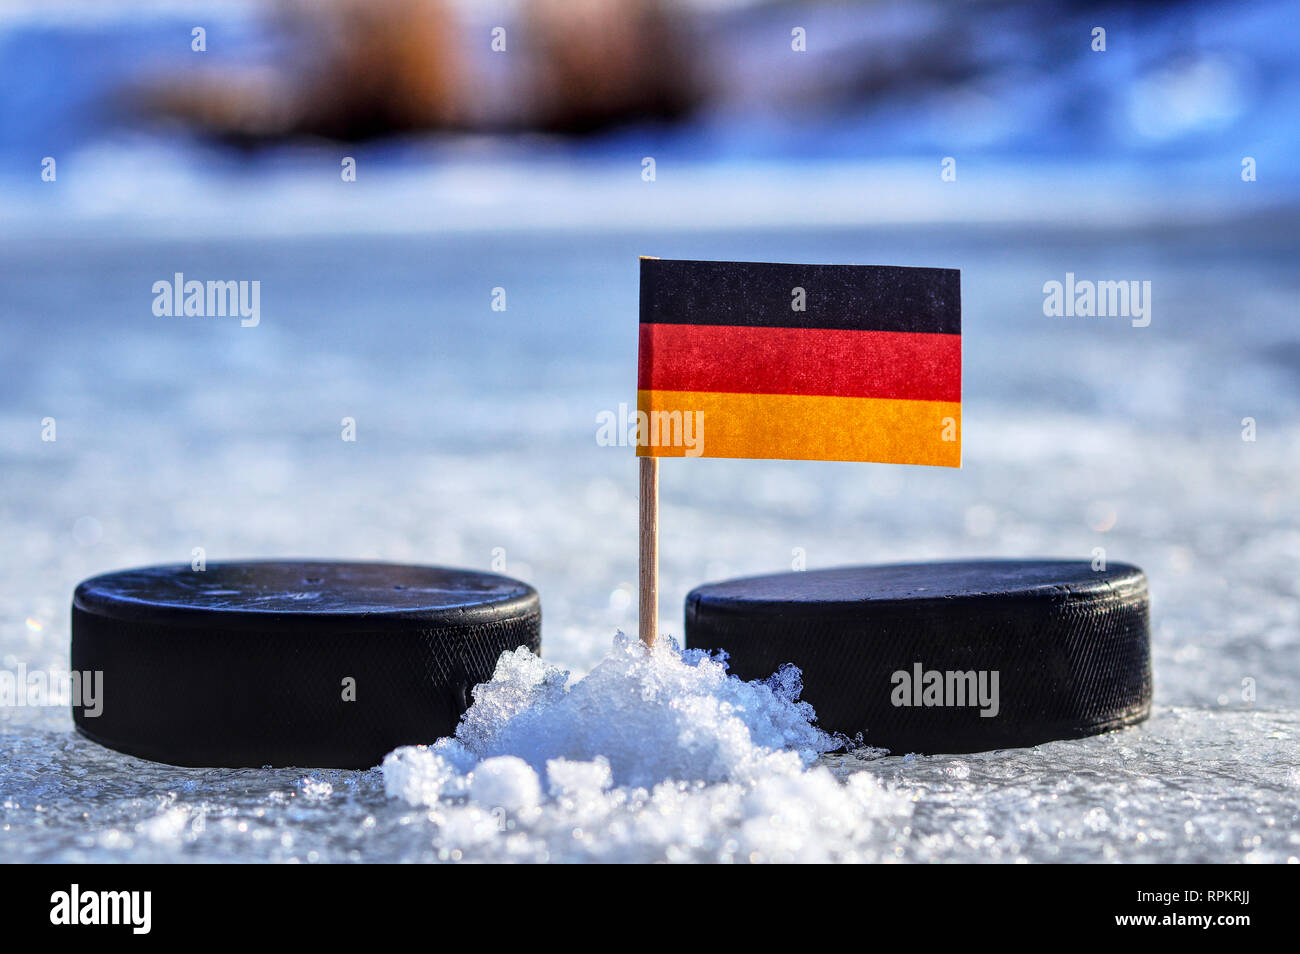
635;390;961;466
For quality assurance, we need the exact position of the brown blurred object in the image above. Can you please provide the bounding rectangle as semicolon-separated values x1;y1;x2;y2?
138;0;699;144
525;0;697;134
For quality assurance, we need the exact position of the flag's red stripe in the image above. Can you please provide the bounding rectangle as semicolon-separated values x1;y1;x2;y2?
638;323;961;402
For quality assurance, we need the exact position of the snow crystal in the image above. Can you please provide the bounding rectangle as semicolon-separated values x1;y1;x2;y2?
381;634;913;862
467;757;542;813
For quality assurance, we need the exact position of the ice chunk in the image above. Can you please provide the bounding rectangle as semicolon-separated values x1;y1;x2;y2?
388;633;839;794
546;756;613;797
468;756;542;813
381;633;913;862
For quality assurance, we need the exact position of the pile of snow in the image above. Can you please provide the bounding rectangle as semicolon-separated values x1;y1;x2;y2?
382;634;912;862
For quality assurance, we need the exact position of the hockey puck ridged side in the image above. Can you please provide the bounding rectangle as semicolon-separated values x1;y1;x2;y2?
685;560;1151;754
71;561;540;769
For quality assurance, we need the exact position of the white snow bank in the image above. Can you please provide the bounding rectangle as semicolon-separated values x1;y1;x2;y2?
382;634;912;862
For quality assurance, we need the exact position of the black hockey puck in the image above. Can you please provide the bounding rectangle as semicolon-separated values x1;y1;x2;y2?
71;561;540;769
685;560;1151;754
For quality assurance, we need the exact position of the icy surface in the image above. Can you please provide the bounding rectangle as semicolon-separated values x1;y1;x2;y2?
3;702;1295;863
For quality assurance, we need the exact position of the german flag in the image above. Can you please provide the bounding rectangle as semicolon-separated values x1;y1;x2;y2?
637;258;961;466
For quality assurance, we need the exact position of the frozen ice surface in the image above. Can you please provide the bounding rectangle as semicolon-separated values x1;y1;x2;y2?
3;702;1295;863
2;217;1298;862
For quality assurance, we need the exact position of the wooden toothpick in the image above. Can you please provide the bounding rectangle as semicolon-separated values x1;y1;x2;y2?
639;454;659;647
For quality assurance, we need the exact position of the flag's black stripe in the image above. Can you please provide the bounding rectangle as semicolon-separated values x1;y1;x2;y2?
640;258;960;335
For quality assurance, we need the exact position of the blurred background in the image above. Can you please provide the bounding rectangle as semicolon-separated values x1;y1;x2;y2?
2;0;1297;687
